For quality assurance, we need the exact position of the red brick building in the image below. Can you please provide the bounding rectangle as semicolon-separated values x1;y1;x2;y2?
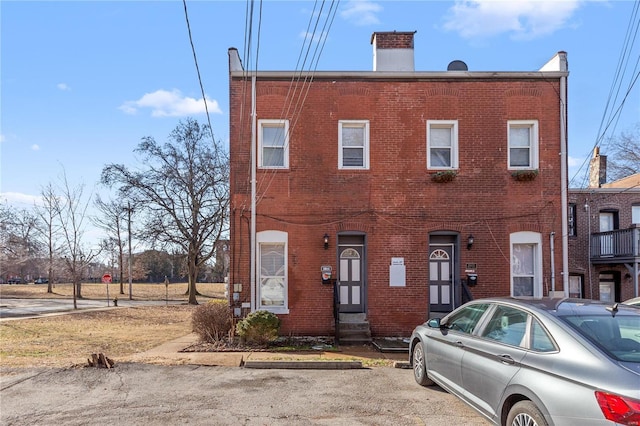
568;149;640;303
228;32;569;339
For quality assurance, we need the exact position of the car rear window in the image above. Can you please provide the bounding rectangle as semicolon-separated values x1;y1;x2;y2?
561;314;640;362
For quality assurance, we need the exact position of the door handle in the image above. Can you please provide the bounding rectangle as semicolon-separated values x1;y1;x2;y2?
498;354;515;364
455;341;464;347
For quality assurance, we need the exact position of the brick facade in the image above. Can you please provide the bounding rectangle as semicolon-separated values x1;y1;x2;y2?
228;33;568;337
569;170;640;302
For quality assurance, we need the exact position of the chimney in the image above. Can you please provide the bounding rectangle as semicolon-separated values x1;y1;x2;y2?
371;31;416;72
589;147;607;188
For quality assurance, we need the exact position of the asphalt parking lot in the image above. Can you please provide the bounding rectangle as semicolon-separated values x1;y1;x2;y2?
0;363;488;425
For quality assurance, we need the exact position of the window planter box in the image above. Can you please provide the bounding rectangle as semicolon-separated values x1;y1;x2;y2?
431;171;457;183
511;169;538;181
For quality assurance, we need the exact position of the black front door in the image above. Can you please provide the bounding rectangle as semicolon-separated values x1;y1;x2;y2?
429;244;454;312
338;245;364;313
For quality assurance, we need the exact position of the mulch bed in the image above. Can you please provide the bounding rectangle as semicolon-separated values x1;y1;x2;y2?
181;336;336;353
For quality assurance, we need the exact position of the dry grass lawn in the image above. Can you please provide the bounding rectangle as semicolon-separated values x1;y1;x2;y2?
0;283;225;369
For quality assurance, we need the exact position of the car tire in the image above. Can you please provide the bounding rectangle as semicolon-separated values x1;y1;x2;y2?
506;400;548;426
412;343;434;386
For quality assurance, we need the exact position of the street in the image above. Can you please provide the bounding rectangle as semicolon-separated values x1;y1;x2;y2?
1;363;489;425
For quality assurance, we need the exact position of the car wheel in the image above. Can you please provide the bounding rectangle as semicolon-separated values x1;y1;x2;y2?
412;343;434;386
507;400;548;426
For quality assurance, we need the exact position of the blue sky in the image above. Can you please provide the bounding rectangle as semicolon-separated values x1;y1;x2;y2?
2;1;639;224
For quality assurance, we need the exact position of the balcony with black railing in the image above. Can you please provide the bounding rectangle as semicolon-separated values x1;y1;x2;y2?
590;227;640;263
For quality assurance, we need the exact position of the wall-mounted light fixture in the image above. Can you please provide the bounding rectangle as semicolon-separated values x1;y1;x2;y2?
467;234;474;250
323;233;329;250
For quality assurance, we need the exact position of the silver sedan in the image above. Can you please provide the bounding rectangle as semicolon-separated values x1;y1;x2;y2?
409;297;640;426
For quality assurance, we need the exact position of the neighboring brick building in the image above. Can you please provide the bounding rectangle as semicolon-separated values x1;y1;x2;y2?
568;148;640;302
228;32;569;338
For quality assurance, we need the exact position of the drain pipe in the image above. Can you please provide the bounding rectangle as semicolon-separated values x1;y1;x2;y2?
550;232;556;294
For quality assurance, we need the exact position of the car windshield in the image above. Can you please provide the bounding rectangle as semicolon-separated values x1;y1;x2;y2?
561;314;640;362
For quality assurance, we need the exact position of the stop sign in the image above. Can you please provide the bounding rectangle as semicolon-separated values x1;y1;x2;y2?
102;273;112;284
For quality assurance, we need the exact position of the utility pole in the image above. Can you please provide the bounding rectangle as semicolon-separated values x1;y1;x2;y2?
125;202;133;301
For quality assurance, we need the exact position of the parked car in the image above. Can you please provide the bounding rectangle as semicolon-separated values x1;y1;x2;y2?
623;297;640;307
7;277;22;284
34;277;49;284
409;297;640;426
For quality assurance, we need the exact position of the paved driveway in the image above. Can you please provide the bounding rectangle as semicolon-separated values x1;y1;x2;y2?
0;298;180;319
1;363;489;425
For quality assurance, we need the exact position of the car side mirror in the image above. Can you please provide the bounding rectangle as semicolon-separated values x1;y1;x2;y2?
427;318;442;328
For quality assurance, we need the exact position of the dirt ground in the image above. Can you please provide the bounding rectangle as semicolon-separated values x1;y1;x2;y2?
0;283;224;368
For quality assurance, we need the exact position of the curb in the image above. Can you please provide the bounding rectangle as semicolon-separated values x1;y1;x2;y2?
242;360;364;369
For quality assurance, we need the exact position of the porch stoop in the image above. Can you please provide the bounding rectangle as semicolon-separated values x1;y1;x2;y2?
337;313;372;344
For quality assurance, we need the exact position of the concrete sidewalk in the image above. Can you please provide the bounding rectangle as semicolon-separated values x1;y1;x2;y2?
123;333;411;369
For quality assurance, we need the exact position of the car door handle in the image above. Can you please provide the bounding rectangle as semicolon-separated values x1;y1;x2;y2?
498;354;515;364
455;341;464;347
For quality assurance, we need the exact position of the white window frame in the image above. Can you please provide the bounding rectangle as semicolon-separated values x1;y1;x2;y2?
258;119;289;169
507;120;539;170
510;231;543;298
338;120;369;170
427;120;458;170
256;230;289;314
632;205;640;224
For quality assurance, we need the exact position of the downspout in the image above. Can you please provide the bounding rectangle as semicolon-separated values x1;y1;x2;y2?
250;75;257;311
550;232;556;293
559;55;570;297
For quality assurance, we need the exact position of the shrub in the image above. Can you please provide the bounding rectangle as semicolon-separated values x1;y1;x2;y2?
191;301;233;343
235;310;280;345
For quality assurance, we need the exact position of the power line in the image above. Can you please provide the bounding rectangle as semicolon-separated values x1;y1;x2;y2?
182;0;216;146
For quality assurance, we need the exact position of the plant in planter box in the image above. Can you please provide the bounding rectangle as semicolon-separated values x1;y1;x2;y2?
431;170;457;183
511;169;539;181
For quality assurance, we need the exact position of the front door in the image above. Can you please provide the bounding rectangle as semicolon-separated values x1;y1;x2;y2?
429;245;454;312
338;245;364;313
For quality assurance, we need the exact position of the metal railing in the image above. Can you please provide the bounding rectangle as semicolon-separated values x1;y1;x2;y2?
590;227;640;262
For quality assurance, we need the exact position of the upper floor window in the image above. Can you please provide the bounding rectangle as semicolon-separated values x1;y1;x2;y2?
510;231;543;298
258;119;289;169
339;120;369;169
427;120;458;169
633;205;640;224
508;120;539;169
568;203;577;236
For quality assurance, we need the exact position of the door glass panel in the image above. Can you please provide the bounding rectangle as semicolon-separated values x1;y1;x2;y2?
599;283;613;302
442;285;450;304
441;263;450;280
340;259;349;281
430;285;439;304
351;260;360;281
352;287;360;304
340;286;349;304
429;262;438;280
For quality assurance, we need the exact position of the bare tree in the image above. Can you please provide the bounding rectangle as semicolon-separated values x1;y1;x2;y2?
0;203;41;282
101;118;229;304
55;168;96;307
604;123;640;182
34;183;61;293
93;195;127;294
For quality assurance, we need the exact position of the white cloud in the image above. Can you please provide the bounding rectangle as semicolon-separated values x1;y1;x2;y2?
442;0;582;40
1;192;42;207
119;89;222;117
31;144;40;151
340;0;382;26
567;155;580;168
57;83;71;91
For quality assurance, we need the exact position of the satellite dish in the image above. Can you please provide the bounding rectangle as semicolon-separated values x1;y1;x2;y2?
447;60;468;71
